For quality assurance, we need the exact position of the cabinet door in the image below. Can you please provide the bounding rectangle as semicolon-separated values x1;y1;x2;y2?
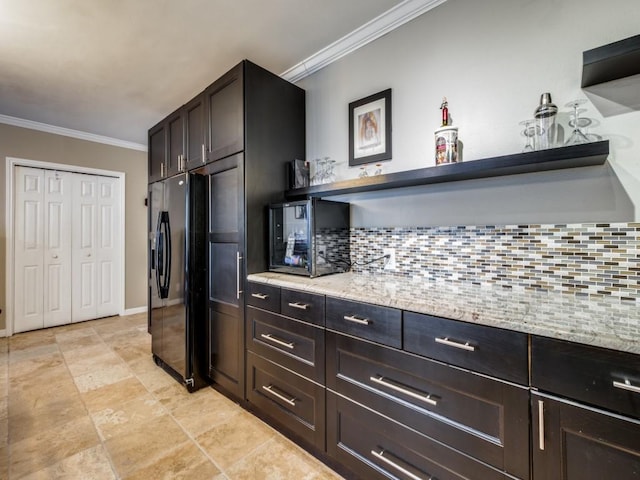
167;110;185;177
207;153;245;399
148;122;166;183
184;93;206;170
533;393;640;479
204;63;244;162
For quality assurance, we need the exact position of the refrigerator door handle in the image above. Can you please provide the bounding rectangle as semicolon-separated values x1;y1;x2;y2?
155;212;163;297
158;211;171;299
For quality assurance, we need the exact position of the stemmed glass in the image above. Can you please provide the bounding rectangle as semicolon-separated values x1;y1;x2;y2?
565;99;591;145
519;119;538;152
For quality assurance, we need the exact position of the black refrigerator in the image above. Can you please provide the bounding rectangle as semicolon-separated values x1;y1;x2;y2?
148;171;209;391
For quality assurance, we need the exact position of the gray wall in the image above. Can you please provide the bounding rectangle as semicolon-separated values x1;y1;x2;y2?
0;123;148;331
298;0;640;227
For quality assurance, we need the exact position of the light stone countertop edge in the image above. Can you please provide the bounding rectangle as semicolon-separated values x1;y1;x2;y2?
247;272;640;355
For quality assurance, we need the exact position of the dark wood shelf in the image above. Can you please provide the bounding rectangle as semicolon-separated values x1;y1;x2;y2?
582;34;640;88
286;140;609;199
582;34;640;116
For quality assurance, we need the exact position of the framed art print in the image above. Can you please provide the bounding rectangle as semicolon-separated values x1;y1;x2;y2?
349;88;392;166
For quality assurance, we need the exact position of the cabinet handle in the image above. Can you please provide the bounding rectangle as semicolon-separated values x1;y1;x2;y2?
435;337;475;352
260;333;294;350
236;252;243;300
251;293;269;300
262;384;296;406
288;302;309;310
160;162;165;177
343;314;370;325
538;399;545;451
370;375;438;406
202;144;206;163
177;154;182;171
371;449;433;480
613;379;640;394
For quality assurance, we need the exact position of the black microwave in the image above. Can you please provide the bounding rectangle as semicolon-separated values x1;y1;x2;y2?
268;199;350;277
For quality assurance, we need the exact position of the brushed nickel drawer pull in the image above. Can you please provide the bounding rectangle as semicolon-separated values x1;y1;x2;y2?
260;333;294;349
251;293;269;300
262;384;296;406
371;449;432;480
435;337;475;352
344;314;370;325
370;375;438;406
613;379;640;394
202;144;206;163
288;302;309;310
538;400;545;451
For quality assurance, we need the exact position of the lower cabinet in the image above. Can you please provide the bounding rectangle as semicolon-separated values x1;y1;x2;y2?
246;351;325;450
532;393;640;479
326;331;530;479
327;392;516;480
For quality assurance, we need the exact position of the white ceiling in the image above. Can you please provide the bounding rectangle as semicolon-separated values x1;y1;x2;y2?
0;0;427;148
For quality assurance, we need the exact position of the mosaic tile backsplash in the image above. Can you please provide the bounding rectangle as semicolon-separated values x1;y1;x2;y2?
350;223;640;302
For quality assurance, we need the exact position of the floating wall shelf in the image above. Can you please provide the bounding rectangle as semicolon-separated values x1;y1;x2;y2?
286;140;609;199
582;34;640;116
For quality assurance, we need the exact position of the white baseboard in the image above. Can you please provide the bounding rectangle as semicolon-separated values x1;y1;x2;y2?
0;329;6;338
122;306;148;316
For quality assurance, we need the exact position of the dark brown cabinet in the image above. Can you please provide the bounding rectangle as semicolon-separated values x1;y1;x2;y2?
326;331;530;479
202;61;305;401
204;63;244;163
245;282;326;450
532;393;640;479
183;93;206;170
206;153;244;398
148;121;166;183
532;336;640;479
167;109;184;177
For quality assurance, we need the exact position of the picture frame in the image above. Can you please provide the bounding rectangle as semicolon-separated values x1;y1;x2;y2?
349;88;392;166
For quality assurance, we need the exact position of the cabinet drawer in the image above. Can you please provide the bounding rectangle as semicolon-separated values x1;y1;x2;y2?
281;289;325;326
246;306;325;383
325;297;402;348
327;392;514;480
246;282;281;313
404;312;528;384
326;332;530;479
532;336;640;419
246;351;325;450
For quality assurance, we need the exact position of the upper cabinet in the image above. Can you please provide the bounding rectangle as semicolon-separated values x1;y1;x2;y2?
147;63;247;183
148;121;166;183
184;93;206;170
204;64;244;163
582;34;640;117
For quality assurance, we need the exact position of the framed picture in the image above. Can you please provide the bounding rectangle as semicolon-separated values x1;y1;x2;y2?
349;88;392;166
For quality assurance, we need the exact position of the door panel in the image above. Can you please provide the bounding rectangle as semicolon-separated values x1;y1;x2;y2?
73;176;98;322
96;176;120;317
43;170;72;327
207;154;245;398
14;167;44;332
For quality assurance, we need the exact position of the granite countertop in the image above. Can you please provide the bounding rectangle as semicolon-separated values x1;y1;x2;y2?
247;271;640;355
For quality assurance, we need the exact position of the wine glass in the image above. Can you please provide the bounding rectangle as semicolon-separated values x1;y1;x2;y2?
519;119;537;152
564;99;591;146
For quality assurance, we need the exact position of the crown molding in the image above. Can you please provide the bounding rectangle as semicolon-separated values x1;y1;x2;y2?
0;114;148;152
281;0;447;83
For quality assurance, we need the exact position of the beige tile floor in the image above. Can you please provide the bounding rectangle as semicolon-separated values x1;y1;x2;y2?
0;313;345;479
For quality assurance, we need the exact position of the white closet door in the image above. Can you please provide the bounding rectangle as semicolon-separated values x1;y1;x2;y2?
72;175;98;322
43;170;72;327
14;167;45;333
96;176;120;318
